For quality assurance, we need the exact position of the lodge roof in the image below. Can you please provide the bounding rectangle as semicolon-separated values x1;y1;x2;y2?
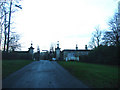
62;49;91;52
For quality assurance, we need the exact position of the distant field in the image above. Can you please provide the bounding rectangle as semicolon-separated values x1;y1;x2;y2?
58;61;119;88
2;60;33;79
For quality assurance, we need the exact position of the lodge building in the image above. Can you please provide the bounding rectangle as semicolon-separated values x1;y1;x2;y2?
55;41;91;61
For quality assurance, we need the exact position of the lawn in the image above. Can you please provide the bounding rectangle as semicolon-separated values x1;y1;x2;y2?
58;61;119;88
2;60;33;79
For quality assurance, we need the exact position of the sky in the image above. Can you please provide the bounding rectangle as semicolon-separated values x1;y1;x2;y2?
13;0;118;52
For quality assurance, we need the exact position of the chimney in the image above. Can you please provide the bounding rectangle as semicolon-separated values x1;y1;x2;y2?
85;45;88;50
76;44;78;50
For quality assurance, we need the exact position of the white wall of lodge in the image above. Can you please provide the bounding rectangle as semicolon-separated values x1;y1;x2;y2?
63;50;89;61
65;56;79;61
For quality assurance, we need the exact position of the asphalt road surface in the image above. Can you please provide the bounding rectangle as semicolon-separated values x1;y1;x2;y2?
3;60;88;88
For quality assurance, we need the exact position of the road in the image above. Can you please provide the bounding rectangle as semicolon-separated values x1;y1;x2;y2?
2;60;88;88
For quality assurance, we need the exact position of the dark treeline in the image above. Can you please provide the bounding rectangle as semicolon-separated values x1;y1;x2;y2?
2;52;33;60
80;45;119;65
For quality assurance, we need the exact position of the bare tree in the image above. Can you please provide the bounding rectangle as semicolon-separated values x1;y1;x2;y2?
50;43;55;52
89;25;102;49
9;33;21;51
0;1;11;50
0;2;5;50
89;37;96;49
3;3;9;51
0;0;22;51
49;43;55;59
102;13;120;46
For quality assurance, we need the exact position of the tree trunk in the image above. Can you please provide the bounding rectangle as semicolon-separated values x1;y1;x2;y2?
4;10;7;51
7;0;12;52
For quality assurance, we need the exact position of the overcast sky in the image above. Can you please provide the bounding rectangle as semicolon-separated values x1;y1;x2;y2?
13;0;118;52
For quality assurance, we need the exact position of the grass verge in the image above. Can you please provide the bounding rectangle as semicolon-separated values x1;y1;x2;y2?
57;61;119;88
2;60;33;79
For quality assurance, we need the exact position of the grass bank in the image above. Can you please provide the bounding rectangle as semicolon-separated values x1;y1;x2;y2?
2;60;33;79
58;61;119;88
